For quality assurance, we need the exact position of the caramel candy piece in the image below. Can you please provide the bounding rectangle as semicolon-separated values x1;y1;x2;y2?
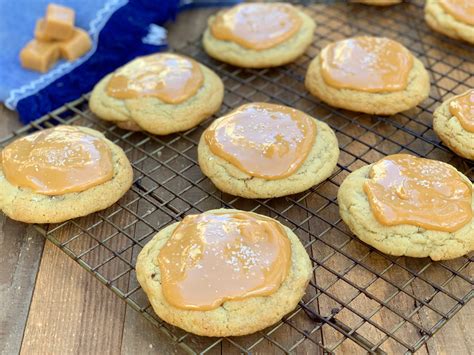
34;19;53;41
106;53;204;103
440;0;474;26
204;103;317;180
158;211;291;310
321;36;414;93
449;89;474;133
364;154;472;232
1;126;114;195
43;3;75;40
210;3;302;50
19;39;60;73
59;28;92;61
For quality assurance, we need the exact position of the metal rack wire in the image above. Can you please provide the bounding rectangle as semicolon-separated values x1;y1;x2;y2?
1;1;472;353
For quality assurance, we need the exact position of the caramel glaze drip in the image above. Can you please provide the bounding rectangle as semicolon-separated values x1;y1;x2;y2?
440;0;474;26
321;36;414;93
204;103;317;180
1;126;114;195
449;89;474;133
157;211;292;311
106;53;204;104
210;3;303;50
364;154;472;232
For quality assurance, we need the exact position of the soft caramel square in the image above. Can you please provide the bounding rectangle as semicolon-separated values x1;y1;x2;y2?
34;18;53;41
43;3;75;40
59;28;92;61
20;39;60;73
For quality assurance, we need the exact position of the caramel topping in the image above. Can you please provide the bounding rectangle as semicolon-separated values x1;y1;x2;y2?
364;154;472;232
210;3;302;50
106;53;204;103
204;103;316;180
321;36;414;93
158;211;291;310
440;0;474;26
1;126;114;195
449;89;474;133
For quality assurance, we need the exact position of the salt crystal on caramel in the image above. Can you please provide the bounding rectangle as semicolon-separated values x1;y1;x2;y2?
59;28;92;61
20;39;60;73
42;3;75;40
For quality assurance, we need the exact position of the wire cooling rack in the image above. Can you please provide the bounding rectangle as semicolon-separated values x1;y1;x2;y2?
1;1;473;353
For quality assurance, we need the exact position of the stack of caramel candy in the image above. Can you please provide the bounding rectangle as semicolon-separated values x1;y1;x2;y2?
20;3;92;73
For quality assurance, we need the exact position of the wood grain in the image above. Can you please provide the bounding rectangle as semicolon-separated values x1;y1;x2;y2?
20;239;126;354
0;105;46;355
0;221;44;355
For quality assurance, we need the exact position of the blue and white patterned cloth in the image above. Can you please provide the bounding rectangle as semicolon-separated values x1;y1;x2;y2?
0;0;239;123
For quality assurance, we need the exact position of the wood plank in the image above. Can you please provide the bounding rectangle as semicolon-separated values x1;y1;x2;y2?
424;304;473;354
411;259;474;355
0;222;44;355
20;239;126;354
167;7;217;47
0;105;47;354
121;304;188;355
0;104;22;133
120;140;192;355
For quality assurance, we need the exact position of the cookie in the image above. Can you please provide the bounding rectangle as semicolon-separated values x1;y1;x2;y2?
433;89;474;160
136;209;312;337
89;53;224;135
305;36;430;115
198;103;340;199
0;126;133;223
202;3;316;68
425;0;474;44
338;154;474;260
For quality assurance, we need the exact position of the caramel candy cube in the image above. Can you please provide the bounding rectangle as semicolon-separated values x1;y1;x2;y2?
34;18;53;41
43;3;75;40
20;39;60;73
59;28;92;61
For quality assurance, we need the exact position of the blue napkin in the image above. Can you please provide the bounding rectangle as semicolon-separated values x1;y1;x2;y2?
0;0;239;124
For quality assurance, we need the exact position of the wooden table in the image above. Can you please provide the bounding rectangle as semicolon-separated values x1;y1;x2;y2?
0;6;473;355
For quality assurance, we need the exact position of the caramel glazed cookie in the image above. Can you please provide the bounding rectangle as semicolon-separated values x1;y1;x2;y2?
89;52;224;135
136;209;313;336
305;36;430;115
338;154;474;260
433;89;474;160
425;0;474;44
203;2;316;68
198;102;340;199
0;126;133;223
